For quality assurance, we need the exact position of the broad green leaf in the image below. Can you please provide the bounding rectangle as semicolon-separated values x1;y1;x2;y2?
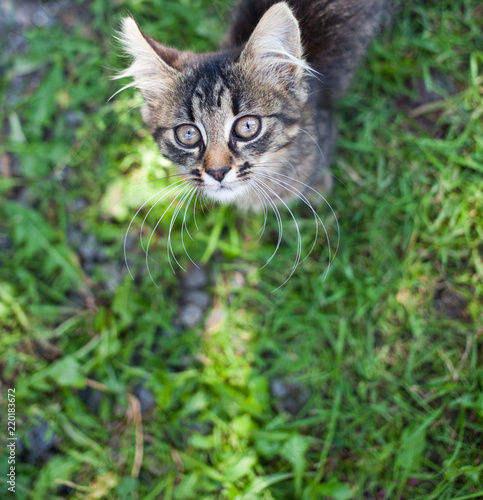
47;356;85;388
281;435;312;495
311;478;354;500
395;424;427;472
222;455;257;482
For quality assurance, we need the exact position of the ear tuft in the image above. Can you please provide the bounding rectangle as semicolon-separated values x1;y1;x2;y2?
240;2;309;83
112;17;178;101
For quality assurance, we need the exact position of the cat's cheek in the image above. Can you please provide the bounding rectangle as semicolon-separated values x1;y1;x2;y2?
141;103;153;127
295;81;310;104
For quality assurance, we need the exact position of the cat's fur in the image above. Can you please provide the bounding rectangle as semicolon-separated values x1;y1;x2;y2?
116;0;389;209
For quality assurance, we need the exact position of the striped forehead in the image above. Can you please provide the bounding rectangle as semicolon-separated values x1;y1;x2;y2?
189;80;234;143
191;79;229;114
183;60;240;133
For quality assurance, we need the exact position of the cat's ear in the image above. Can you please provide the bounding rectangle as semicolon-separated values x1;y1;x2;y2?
114;17;180;100
239;2;306;84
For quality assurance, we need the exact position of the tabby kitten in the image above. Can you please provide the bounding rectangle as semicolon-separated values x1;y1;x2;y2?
115;0;389;209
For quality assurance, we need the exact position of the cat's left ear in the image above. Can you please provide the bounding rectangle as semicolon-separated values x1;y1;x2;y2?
114;17;181;101
239;2;306;85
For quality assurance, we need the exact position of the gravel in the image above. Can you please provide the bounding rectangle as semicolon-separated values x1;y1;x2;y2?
178;302;204;328
135;386;156;414
184;290;211;309
20;418;57;463
270;378;310;416
181;266;207;289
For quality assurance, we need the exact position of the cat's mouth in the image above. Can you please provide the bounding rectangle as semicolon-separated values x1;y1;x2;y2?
202;180;248;203
198;168;250;203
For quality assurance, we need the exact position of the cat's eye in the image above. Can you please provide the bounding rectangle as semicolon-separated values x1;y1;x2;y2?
233;116;261;140
175;124;202;147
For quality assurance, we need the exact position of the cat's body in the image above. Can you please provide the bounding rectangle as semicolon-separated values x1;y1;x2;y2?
116;0;389;209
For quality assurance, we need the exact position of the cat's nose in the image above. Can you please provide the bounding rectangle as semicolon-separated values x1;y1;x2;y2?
207;166;230;183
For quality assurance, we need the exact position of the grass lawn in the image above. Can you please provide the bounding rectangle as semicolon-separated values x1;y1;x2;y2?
1;0;482;498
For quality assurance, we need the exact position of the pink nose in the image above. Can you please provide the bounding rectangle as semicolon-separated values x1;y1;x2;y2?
207;167;230;182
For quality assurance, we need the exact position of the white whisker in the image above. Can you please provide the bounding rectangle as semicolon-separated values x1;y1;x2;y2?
251;179;284;268
139;181;188;254
181;188;200;268
145;185;191;287
255;178;302;289
249;181;269;240
256;171;334;283
256;172;323;263
167;186;195;272
123;179;186;280
299;127;326;163
261;168;340;268
192;190;201;232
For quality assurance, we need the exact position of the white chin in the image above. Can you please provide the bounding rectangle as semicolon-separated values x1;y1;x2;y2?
203;184;247;204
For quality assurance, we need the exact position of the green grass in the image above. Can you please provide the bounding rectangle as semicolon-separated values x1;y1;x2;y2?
1;0;482;498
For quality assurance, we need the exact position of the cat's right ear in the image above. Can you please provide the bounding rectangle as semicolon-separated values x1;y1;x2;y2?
113;17;180;101
239;3;306;86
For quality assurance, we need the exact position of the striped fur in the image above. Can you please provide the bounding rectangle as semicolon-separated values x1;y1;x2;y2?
115;1;390;208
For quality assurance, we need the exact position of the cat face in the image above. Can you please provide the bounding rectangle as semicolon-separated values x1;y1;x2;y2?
116;3;310;206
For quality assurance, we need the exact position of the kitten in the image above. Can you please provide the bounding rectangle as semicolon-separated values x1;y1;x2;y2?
115;0;389;209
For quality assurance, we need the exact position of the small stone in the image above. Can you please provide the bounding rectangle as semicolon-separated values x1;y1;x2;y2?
6;32;28;55
67;227;82;247
71;197;88;211
32;8;53;27
179;303;204;327
185;290;210;309
182;266;207;289
78;234;97;262
79;387;103;415
0;234;12;252
78;233;106;265
205;305;225;331
434;283;470;322
270;378;309;416
65;111;82;127
135;386;155;413
22;418;56;463
271;379;289;398
12;2;37;28
230;271;245;288
100;262;124;292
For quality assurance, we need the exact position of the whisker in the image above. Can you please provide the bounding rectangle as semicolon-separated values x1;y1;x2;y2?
110;172;186;217
259;168;340;268
249;159;340;269
255;184;269;240
167;186;195;272
255;179;302;289
299;127;326;163
256;172;334;283
140;181;188;254
145;185;191;287
117;102;144;122
123;179;186;280
256;172;323;264
251;179;284;268
139;169;184;181
182;189;196;243
192;190;201;232
200;193;213;215
248;180;269;240
198;193;210;216
181;188;200;268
